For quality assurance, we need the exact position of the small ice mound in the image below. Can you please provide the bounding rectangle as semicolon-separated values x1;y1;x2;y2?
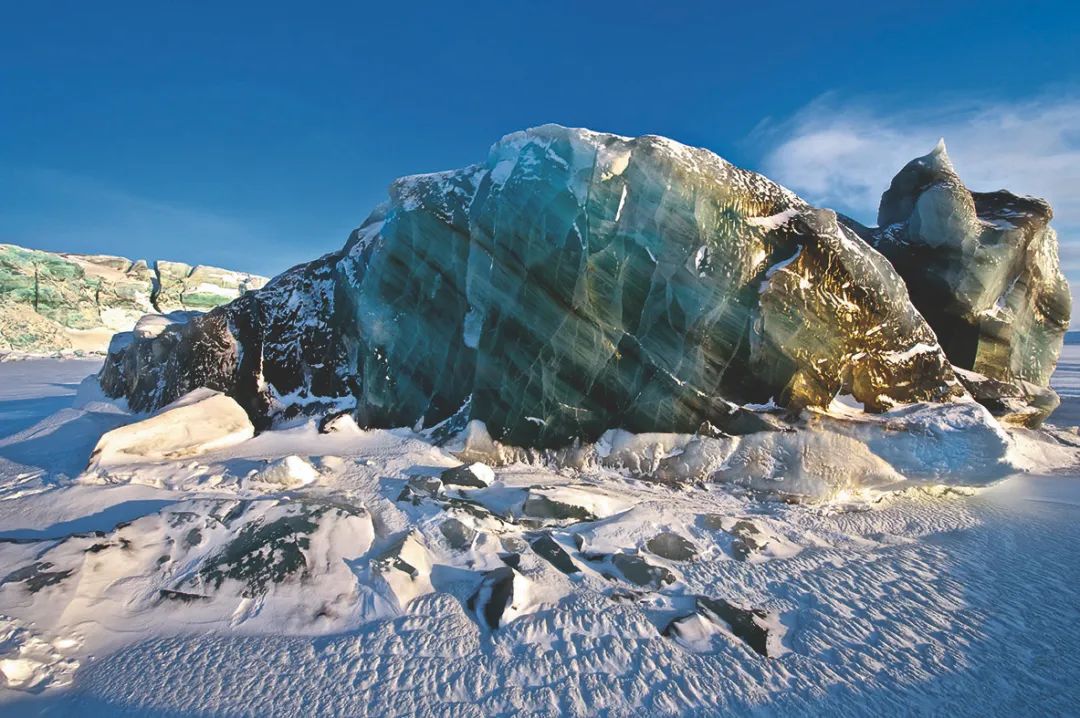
1005;425;1080;473
87;388;254;468
440;462;495;488
448;420;512;464
249;455;320;489
611;553;676;589
820;401;1015;483
318;412;363;435
366;531;435;613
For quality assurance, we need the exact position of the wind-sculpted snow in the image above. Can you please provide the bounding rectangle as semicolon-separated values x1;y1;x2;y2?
841;140;1071;426
3;359;1080;713
100;125;973;444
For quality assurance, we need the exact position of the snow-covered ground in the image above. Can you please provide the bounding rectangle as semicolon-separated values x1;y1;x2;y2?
1;352;1079;716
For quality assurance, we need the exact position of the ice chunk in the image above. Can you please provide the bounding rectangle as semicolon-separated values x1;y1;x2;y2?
248;455;320;489
664;595;786;658
439;518;477;551
370;531;434;611
440;462;495;488
645;531;697;561
521;486;633;523
87;388;254;468
467;566;535;630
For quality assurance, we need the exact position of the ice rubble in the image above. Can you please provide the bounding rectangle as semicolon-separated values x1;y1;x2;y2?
247;455;320;488
0;617;80;692
0;497;375;641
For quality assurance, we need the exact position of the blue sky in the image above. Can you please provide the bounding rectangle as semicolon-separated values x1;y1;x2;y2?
2;1;1078;299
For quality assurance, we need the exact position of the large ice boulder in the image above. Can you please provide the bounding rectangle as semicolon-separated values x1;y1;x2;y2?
88;388;254;468
840;141;1071;425
98;125;968;445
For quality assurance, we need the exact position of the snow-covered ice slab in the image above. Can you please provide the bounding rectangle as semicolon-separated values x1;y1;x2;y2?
466;400;1048;500
87;388;254;471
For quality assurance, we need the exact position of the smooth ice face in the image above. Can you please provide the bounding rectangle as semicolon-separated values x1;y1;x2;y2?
341;126;821;443
100;126;1022;445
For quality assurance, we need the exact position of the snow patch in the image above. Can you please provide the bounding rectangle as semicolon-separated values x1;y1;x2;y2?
745;207;799;230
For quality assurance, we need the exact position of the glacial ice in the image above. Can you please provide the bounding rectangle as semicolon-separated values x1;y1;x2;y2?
100;125;981;448
0;243;266;355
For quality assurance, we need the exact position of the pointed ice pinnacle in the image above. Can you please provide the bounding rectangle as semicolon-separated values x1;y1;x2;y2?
841;137;1069;425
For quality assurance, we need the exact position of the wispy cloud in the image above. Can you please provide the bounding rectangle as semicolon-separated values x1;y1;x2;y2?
752;94;1080;234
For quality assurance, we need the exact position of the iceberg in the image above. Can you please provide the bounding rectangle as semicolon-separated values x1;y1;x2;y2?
98;126;1066;447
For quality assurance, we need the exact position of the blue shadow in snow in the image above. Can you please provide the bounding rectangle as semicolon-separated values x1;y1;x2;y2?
0;394;79;439
0;499;174;541
0;409;132;477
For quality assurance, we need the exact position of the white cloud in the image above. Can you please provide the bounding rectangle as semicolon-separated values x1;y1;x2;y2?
754;94;1080;232
752;93;1080;325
